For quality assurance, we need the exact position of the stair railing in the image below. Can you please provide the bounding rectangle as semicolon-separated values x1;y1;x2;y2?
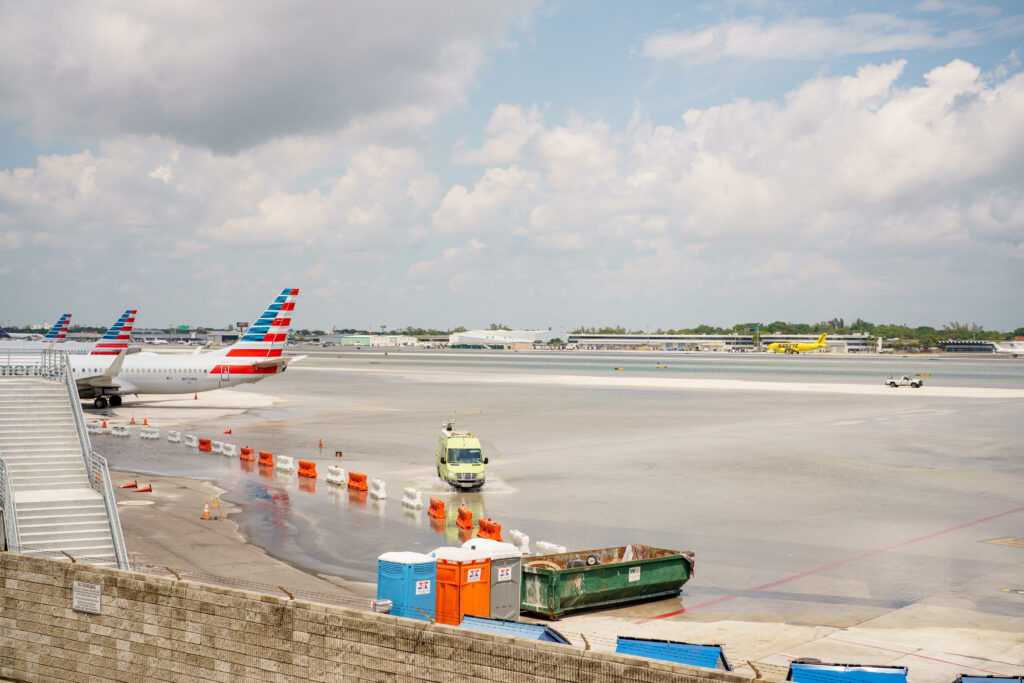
0;456;20;553
55;351;96;474
88;452;129;570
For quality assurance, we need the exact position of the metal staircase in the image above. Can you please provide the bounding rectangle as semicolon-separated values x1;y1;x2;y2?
0;349;128;568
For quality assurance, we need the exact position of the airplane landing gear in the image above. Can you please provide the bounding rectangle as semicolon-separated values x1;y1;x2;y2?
109;395;122;407
93;396;108;409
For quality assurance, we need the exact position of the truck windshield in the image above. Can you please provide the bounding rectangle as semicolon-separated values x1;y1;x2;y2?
447;448;482;464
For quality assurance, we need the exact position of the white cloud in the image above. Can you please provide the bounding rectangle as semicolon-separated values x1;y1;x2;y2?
642;12;1017;62
0;2;538;152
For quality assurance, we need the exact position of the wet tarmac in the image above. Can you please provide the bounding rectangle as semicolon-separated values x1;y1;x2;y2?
94;350;1024;629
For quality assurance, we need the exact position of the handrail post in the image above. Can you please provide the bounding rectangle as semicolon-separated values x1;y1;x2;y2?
0;457;21;553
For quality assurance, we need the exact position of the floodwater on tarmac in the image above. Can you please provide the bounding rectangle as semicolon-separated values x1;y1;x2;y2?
95;350;1024;626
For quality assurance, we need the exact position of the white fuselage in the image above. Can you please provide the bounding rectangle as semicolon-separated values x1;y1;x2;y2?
70;350;276;396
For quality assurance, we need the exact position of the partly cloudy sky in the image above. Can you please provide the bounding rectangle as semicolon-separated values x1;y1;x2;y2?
1;0;1022;331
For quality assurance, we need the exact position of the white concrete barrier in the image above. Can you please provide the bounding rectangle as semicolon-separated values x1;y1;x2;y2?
222;443;237;456
184;434;198;448
275;456;296;473
369;477;387;500
401;487;423;509
86;423;102;435
508;529;531;555
211;440;224;454
139;427;160;439
535;541;566;556
111;425;130;437
325;465;346;486
167;431;181;443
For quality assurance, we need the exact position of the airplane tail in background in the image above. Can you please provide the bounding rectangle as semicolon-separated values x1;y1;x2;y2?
817;333;827;346
90;310;137;355
209;288;298;373
42;314;72;342
0;327;11;338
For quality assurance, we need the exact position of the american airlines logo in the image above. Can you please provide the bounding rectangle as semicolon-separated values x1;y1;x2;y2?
0;365;64;378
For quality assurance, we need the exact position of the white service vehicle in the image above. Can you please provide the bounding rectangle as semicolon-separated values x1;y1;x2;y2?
884;374;923;388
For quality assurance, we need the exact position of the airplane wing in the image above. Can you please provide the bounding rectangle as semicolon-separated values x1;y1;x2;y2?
252;354;308;370
75;349;126;391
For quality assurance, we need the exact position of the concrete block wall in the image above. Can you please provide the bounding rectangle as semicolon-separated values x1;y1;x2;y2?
1;553;751;682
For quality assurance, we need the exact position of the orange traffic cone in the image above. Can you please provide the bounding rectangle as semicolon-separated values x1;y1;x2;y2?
194;393;198;400
119;480;137;489
101;419;107;429
318;438;323;450
223;429;232;434
200;502;210;520
143;415;148;426
134;484;152;493
130;414;135;425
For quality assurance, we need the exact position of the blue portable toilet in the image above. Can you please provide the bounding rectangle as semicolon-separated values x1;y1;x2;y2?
458;615;570;644
377;551;436;621
615;637;731;670
788;663;908;683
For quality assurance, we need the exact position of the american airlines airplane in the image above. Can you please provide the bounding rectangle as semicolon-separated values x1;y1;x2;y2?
71;289;301;408
0;313;71;341
0;310;135;355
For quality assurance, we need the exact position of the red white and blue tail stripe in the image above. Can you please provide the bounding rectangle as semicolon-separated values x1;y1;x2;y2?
90;309;136;356
43;313;72;341
211;288;298;375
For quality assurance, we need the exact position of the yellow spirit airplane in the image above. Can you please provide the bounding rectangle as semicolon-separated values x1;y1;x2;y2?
765;333;828;354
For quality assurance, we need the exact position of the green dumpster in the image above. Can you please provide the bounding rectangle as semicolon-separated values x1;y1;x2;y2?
520;545;695;619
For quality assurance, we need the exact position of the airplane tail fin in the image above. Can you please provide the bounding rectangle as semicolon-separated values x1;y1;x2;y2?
817;333;827;345
0;327;11;338
213;288;298;365
90;310;137;355
43;314;72;342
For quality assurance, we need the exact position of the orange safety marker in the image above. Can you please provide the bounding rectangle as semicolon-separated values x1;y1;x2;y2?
130;414;135;425
102;419;107;429
456;505;474;530
119;480;137;489
200;502;210;520
298;460;318;478
194;393;198;400
318;438;323;450
143;415;148;426
240;447;255;462
428;497;446;519
347;471;368;491
477;518;502;542
258;451;274;467
134;484;152;493
198;438;212;452
223;429;232;434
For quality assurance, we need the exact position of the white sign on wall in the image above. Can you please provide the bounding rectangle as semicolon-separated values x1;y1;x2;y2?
415;580;431;595
467;568;482;583
72;581;101;614
628;567;641;583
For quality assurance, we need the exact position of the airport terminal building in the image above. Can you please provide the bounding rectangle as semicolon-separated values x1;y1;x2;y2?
566;333;876;352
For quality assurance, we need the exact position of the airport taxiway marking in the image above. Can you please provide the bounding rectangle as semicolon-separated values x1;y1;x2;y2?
638;502;1024;622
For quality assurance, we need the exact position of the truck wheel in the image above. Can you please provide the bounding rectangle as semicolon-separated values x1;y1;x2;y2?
889;382;897;388
912;382;920;388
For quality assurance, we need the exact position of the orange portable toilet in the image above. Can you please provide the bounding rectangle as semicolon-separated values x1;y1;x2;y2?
430;546;491;626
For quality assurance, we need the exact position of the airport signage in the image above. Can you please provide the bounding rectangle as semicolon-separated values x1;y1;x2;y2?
0;365;63;379
72;581;101;614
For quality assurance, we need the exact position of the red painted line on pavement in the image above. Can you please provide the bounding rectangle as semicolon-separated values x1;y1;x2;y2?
825;636;1005;675
638;504;1024;623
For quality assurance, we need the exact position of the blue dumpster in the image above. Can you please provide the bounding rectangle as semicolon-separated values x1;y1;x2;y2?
615;637;731;670
458;615;570;644
788;663;908;683
377;551;436;621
